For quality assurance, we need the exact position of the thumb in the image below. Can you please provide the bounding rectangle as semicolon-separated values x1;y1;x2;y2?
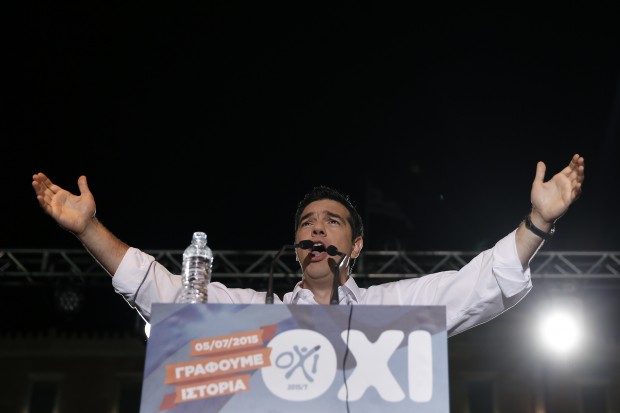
77;175;91;195
534;161;547;184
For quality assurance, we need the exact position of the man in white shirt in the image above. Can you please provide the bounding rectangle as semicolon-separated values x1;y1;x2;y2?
31;154;584;337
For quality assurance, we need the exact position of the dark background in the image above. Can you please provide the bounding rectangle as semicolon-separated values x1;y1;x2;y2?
5;4;620;254
3;8;620;413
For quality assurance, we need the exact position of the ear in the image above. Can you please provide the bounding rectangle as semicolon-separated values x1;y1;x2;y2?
350;237;363;259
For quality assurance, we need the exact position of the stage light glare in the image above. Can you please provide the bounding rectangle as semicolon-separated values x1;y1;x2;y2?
538;309;582;356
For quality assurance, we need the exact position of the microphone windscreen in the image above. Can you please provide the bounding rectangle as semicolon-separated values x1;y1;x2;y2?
326;245;341;256
295;240;314;250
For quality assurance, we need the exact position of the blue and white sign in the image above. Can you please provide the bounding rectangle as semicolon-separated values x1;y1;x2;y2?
140;303;449;413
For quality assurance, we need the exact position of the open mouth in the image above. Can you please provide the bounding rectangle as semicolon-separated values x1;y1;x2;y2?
311;243;326;255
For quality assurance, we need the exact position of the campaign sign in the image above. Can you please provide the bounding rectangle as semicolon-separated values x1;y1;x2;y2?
140;303;449;413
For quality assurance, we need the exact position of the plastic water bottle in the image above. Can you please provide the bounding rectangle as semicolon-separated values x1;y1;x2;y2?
179;231;213;303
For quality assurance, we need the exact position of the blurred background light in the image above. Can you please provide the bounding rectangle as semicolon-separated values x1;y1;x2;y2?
537;296;584;357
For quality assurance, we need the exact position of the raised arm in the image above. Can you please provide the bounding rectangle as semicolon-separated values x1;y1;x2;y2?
32;173;129;276
515;154;585;267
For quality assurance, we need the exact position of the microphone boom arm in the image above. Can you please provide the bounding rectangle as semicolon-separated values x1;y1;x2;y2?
266;245;288;304
328;246;348;305
266;240;314;304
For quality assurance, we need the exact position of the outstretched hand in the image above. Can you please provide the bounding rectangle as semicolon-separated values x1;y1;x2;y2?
530;154;585;223
32;173;96;236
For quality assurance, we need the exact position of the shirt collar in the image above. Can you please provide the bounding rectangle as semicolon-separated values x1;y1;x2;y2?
285;276;361;304
342;276;361;304
287;281;314;304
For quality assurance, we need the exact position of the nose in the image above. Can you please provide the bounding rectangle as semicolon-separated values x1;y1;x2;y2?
312;224;326;237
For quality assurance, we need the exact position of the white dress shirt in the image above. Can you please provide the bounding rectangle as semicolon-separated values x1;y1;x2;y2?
112;229;531;336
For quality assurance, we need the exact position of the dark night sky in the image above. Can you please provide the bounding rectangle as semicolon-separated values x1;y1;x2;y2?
5;4;620;254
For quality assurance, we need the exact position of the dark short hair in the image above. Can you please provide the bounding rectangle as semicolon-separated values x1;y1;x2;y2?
294;185;364;241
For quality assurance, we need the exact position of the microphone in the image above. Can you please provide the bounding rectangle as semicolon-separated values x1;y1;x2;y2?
265;240;313;304
295;240;314;250
327;245;349;304
326;245;343;257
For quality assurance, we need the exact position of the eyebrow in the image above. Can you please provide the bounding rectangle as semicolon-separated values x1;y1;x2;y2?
299;210;345;223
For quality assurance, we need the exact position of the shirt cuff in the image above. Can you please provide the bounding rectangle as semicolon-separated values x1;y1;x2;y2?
111;247;155;297
493;229;532;298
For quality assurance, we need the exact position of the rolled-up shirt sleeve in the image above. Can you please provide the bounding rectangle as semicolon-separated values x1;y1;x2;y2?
112;247;277;322
363;229;532;336
411;229;532;336
112;248;181;322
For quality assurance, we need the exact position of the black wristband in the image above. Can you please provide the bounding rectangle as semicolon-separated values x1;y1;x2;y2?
524;215;555;240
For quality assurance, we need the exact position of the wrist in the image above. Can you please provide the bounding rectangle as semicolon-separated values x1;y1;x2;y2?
75;216;99;240
523;214;555;240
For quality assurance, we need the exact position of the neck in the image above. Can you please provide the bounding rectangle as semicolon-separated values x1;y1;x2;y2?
301;271;348;305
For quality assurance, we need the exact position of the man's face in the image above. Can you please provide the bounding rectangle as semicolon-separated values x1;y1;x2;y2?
295;199;362;280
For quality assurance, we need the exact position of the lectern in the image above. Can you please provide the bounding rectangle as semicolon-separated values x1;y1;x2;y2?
140;303;449;413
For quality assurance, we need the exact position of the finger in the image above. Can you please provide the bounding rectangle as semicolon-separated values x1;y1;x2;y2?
568;156;585;183
572;156;585;200
32;173;45;192
574;182;583;200
32;175;42;194
38;174;59;196
562;157;581;178
577;156;585;180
